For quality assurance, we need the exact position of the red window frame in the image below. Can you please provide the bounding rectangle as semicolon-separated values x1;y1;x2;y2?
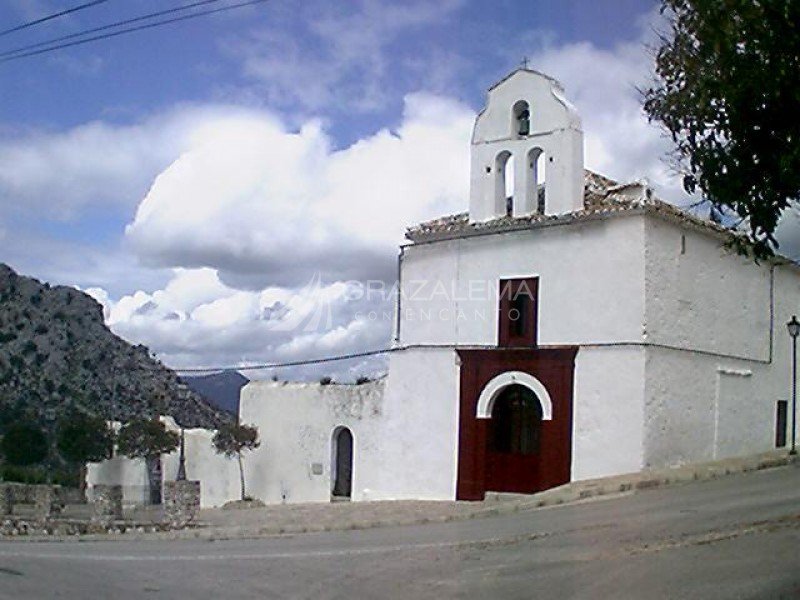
498;277;538;347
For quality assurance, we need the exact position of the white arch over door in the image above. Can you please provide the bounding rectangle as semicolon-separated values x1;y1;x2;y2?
476;371;553;420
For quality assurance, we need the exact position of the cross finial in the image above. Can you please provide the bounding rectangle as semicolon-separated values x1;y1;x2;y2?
520;56;529;69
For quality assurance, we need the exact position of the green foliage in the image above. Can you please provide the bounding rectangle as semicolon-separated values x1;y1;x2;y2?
56;413;114;464
355;376;371;385
21;340;36;355
212;422;260;458
116;418;179;460
0;464;79;486
0;332;17;343
1;422;47;466
1;464;47;484
643;0;800;259
213;422;260;501
319;376;333;385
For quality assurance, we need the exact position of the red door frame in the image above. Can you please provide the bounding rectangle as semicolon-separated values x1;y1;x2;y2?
456;347;577;500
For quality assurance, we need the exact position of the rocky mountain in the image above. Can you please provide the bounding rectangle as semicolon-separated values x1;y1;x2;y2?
180;370;249;416
0;264;227;432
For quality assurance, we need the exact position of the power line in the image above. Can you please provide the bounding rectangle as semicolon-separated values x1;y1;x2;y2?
0;0;269;63
174;347;396;374
1;0;224;59
1;0;111;37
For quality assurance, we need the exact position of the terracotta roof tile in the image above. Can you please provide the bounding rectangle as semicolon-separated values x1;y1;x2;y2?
405;170;733;243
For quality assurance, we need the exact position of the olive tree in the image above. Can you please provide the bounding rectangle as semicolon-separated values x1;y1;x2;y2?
56;413;114;493
117;419;179;504
212;423;260;501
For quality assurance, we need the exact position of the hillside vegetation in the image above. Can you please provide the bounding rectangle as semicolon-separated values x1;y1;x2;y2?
0;264;226;436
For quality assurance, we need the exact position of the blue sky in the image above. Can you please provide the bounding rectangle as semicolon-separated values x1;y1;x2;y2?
0;0;698;378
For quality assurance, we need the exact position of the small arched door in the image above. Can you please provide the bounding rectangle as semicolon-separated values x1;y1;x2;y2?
485;384;544;494
332;427;353;499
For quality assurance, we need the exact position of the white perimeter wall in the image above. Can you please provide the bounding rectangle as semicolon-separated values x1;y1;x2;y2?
239;349;461;504
240;380;385;504
86;416;240;508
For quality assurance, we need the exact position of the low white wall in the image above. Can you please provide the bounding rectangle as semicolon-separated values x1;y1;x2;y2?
86;455;148;506
86;417;240;508
160;419;240;508
240;379;385;504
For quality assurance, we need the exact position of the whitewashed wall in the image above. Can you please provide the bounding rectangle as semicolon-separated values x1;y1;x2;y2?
364;347;461;500
87;416;240;508
240;380;384;504
399;215;647;348
572;346;646;480
86;454;148;506
643;216;799;468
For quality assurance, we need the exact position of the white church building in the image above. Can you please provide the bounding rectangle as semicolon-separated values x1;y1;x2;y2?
90;68;800;507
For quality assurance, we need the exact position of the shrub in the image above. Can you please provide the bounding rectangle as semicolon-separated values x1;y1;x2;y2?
1;423;48;466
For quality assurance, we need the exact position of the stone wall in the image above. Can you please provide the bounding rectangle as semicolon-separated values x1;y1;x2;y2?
91;484;123;525
164;480;201;527
33;485;63;520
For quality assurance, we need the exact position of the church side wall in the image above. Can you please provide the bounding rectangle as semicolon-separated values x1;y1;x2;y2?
239;380;385;504
643;217;800;467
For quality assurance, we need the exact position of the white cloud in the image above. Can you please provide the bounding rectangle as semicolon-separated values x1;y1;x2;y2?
125;93;473;287
95;267;393;382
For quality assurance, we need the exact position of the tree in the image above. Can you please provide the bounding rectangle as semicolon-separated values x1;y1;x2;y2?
56;413;114;493
1;422;47;466
643;0;800;259
117;419;179;504
212;422;260;501
117;418;180;460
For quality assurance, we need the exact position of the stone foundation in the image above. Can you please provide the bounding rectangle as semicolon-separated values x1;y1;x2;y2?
164;480;201;527
91;484;123;525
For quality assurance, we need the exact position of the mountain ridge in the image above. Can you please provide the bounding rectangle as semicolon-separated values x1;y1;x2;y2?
0;264;227;433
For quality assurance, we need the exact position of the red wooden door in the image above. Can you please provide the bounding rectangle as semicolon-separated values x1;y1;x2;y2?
484;384;544;494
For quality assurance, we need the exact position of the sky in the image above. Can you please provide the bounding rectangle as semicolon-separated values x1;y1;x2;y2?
1;0;789;381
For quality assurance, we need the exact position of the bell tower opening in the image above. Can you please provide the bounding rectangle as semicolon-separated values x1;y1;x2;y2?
494;151;514;217
512;100;530;136
468;68;584;222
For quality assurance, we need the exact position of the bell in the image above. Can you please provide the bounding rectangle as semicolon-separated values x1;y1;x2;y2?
517;109;530;136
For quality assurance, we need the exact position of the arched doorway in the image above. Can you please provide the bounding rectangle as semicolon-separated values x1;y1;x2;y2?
485;383;545;494
331;427;353;499
455;350;577;501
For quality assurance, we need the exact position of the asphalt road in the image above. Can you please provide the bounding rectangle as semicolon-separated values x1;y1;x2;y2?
1;464;800;599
